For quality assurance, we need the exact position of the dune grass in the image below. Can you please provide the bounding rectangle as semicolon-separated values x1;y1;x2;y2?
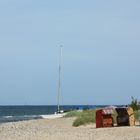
134;110;140;120
73;110;96;127
64;110;83;118
65;110;96;127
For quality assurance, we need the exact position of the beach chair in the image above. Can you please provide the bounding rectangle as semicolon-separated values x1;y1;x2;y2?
96;108;114;128
127;107;135;126
116;107;135;126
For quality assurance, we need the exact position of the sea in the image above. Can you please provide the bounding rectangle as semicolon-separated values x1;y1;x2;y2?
0;105;120;123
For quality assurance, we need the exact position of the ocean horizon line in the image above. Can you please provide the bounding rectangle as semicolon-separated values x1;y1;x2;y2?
0;104;125;106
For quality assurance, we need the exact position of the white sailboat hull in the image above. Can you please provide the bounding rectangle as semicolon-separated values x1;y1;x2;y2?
40;113;66;119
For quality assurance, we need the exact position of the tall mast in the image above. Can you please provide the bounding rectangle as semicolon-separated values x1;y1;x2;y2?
57;45;62;112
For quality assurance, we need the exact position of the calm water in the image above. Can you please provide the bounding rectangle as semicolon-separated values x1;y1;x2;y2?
0;105;107;123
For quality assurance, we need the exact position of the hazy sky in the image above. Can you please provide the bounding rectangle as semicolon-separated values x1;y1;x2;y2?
0;0;140;105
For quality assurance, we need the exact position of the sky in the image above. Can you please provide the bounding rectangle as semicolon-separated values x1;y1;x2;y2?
0;0;140;105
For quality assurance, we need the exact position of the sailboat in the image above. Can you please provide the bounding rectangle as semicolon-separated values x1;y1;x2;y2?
56;46;64;114
41;46;65;119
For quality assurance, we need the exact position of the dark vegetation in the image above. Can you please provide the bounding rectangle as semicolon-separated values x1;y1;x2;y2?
129;96;140;111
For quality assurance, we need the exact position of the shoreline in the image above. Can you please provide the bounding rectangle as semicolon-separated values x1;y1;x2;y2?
0;113;66;123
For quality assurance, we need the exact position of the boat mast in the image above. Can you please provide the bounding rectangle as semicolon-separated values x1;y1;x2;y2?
57;45;62;112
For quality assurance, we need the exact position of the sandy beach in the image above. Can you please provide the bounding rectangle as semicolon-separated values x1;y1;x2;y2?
0;117;140;140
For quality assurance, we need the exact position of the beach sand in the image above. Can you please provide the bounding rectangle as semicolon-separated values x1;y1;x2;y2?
0;117;140;140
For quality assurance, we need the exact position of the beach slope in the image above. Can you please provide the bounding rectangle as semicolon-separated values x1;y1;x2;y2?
0;118;140;140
